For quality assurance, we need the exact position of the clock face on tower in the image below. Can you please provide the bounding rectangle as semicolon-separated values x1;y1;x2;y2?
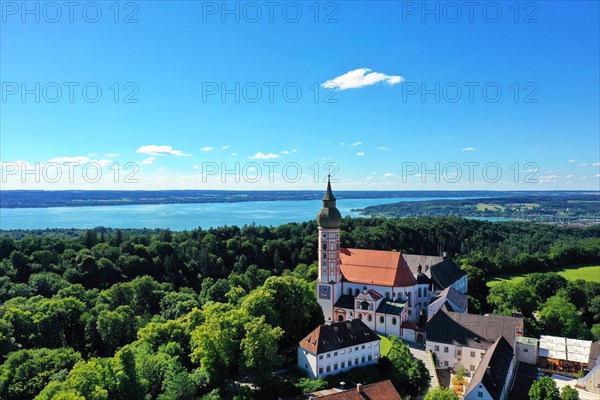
318;284;331;299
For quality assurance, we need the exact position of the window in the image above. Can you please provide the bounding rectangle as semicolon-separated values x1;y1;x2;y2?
368;355;372;361
368;343;372;348
367;315;372;322
457;349;462;356
327;354;330;358
418;288;422;297
355;346;358;351
319;355;323;360
361;356;366;363
319;367;323;374
341;349;345;354
524;348;529;353
392;317;397;325
470;365;475;371
333;364;338;371
478;392;483;398
348;288;352;295
434;345;439;351
348;360;352;366
444;347;449;353
341;362;345;368
380;316;384;323
444;361;448;367
326;366;330;372
322;233;327;238
322;243;327;250
386;292;390;299
348;348;352;353
361;345;365;349
358;314;363;320
323;253;327;259
471;351;475;357
481;353;484;359
355;358;358;365
334;351;338;356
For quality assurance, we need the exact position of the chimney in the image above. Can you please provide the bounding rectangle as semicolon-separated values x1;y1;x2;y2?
356;383;363;393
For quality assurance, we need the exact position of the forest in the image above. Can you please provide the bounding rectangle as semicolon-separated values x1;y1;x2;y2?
358;193;600;225
1;216;599;399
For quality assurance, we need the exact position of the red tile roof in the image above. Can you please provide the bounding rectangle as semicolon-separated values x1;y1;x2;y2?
314;380;402;399
340;248;417;287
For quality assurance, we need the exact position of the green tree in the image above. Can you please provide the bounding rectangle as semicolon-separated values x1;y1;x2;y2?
240;316;284;386
424;387;460;400
385;336;430;396
561;385;579;400
539;295;586;338
529;376;560;400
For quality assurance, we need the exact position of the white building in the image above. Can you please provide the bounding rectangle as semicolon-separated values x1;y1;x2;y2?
515;336;538;365
463;336;516;400
297;319;381;379
426;309;523;374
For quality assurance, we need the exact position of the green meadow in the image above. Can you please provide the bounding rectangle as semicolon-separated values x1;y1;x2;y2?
487;264;600;287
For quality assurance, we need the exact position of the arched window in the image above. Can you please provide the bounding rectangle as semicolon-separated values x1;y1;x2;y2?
358;314;363;320
322;243;327;250
367;315;372;322
418;288;422;297
392;318;397;325
386;292;390;299
355;288;359;296
338;315;344;322
322;233;327;238
323;253;327;259
379;316;384;324
348;288;353;296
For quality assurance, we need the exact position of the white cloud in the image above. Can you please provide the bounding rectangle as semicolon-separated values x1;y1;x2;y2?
578;163;588;167
568;159;576;163
322;68;404;90
383;173;394;177
136;145;191;157
594;174;600;178
193;164;200;169
249;152;279;160
139;157;156;165
201;146;215;152
565;174;574;179
231;152;238;156
377;146;391;151
593;162;600;167
366;176;374;180
96;159;112;168
221;145;230;150
282;148;298;154
350;141;362;146
105;153;119;158
356;152;365;157
462;147;476;151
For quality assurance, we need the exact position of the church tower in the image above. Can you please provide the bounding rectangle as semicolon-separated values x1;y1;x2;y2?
316;176;342;322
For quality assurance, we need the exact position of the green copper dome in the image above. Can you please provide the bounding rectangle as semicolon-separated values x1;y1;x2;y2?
317;176;342;229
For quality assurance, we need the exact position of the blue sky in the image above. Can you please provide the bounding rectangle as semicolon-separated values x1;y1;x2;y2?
1;1;599;190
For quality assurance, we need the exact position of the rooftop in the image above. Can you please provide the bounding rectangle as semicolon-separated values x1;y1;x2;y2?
299;319;380;355
464;336;514;400
312;380;402;400
427;309;523;350
340;248;417;287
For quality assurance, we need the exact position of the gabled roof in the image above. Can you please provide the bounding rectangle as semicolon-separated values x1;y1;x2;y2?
315;380;402;400
366;289;383;300
340;248;417;287
465;336;514;400
403;254;444;275
376;299;406;316
429;259;467;291
299;319;380;355
428;286;468;316
334;295;355;310
427;309;523;350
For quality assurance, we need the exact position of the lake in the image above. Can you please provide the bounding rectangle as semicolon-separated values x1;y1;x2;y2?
0;196;474;230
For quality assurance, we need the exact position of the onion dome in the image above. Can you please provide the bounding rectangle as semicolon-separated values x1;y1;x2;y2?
317;175;342;229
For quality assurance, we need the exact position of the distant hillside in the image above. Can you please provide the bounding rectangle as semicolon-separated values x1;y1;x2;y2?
0;190;594;209
357;193;600;225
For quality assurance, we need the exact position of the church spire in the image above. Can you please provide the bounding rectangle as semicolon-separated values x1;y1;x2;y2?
317;176;342;229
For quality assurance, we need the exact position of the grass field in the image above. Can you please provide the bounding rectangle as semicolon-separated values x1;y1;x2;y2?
487;264;600;287
379;335;392;356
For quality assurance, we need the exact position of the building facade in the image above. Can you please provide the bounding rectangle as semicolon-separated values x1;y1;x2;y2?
297;319;381;379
